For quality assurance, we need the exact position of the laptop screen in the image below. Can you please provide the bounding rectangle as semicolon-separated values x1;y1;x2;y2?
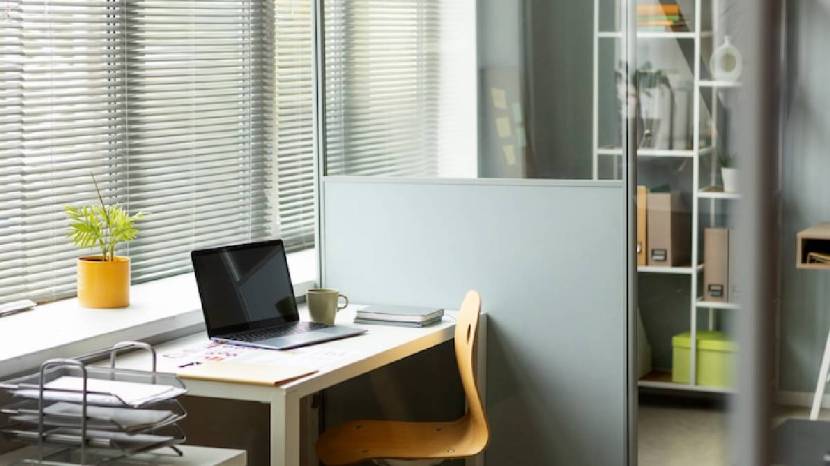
191;240;298;337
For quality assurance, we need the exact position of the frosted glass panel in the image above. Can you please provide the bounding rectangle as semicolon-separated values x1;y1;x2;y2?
321;0;632;180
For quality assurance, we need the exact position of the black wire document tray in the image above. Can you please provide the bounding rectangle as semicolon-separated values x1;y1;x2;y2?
0;341;188;466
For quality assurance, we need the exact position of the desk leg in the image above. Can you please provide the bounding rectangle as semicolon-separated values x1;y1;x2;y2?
811;330;830;420
271;391;301;466
467;315;487;466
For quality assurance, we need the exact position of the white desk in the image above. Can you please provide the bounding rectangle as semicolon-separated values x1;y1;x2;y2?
0;445;246;466
110;307;487;466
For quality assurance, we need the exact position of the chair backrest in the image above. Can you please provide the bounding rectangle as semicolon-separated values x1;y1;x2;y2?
454;290;488;443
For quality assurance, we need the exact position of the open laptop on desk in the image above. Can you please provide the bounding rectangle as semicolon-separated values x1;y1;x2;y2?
191;240;365;350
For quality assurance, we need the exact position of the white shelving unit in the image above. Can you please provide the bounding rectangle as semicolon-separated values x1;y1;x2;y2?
592;0;740;394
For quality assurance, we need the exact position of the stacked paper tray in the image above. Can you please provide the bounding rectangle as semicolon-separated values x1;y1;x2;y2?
0;341;188;466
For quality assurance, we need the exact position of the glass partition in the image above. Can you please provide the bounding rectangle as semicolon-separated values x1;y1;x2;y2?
317;2;636;466
321;0;631;181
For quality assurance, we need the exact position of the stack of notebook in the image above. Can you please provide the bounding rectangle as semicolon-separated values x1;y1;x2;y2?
636;3;688;32
355;305;444;328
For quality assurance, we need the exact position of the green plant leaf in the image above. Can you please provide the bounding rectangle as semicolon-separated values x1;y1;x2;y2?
65;175;144;260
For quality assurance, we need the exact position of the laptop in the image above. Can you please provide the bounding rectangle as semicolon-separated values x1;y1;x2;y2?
191;240;366;350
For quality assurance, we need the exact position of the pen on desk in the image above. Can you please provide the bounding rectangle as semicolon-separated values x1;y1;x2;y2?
178;361;202;368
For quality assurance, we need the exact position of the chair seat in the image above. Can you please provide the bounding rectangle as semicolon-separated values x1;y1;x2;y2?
316;416;486;466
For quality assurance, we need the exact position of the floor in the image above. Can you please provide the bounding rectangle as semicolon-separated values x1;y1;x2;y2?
637;394;830;466
638;394;729;466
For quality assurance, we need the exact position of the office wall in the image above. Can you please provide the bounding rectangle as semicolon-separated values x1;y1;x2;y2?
778;0;830;393
321;177;627;466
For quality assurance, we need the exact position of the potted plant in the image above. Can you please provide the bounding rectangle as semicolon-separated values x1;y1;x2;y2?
719;152;738;193
65;175;142;308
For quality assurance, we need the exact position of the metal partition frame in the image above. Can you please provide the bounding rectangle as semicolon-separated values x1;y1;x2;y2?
309;0;639;464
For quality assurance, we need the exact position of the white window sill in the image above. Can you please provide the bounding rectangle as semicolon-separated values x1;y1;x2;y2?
0;249;318;378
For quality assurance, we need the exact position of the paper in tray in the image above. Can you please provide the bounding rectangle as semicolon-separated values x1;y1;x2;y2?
13;376;185;408
2;428;182;451
9;402;181;432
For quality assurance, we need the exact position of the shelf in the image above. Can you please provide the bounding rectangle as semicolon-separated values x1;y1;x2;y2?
638;264;702;275
597;147;623;156
638;371;735;394
597;147;713;158
698;190;741;200
696;299;740;310
597;31;712;40
699;80;742;89
637;31;696;39
639;148;695;158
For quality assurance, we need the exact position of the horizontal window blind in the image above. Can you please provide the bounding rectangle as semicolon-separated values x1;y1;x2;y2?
1;0;129;303
324;0;441;177
0;0;277;304
125;0;275;282
274;0;314;252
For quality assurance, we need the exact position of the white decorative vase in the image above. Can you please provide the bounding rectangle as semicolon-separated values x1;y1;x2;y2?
722;168;738;193
710;36;743;83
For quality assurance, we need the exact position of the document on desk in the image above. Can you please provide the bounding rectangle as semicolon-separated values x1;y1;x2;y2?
161;341;260;368
239;345;363;370
178;361;316;386
162;341;363;373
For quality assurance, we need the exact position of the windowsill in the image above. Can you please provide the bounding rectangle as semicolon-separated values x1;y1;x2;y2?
0;249;318;378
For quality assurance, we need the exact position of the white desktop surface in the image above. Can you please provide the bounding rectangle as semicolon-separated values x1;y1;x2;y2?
0;445;246;466
104;306;486;466
109;306;459;397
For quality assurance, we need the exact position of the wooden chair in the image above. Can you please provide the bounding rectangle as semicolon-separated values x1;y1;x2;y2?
316;290;489;466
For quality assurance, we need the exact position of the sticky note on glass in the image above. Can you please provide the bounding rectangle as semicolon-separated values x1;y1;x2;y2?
512;103;523;124
491;88;507;109
496;117;512;138
502;145;517;166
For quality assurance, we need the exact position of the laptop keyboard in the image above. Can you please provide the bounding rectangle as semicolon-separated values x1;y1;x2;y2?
227;322;331;342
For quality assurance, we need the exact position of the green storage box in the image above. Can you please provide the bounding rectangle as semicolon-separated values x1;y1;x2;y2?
672;331;737;388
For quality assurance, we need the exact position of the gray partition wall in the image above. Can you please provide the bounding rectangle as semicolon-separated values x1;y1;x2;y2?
321;177;629;466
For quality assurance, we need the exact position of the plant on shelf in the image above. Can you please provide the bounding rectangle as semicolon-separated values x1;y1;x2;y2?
65;174;143;308
718;152;738;194
635;62;673;150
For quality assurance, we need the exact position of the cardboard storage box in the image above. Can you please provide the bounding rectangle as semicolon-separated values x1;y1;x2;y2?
646;192;691;266
672;331;737;388
703;228;730;302
637;186;648;266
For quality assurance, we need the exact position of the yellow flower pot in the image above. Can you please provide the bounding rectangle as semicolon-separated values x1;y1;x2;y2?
77;256;130;308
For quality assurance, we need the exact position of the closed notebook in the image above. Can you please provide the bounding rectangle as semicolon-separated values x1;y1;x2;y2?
356;305;444;323
354;316;443;328
177;361;316;387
